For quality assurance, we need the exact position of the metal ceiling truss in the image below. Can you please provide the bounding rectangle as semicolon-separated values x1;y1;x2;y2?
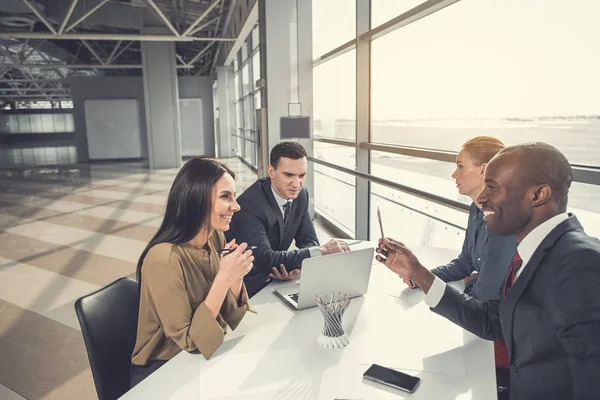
1;0;236;102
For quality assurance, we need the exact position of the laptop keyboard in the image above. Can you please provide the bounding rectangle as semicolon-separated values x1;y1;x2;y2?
288;293;299;304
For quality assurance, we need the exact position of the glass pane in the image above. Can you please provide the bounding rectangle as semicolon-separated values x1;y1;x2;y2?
235;101;243;129
65;114;74;131
233;73;240;100
236;134;244;156
9;114;19;133
371;0;600;166
241;38;249;61
314;141;355;170
253;50;261;80
370;150;468;229
41;114;54;133
371;150;463;198
567;182;600;239
254;91;261;109
30;114;43;133
233;57;239;72
244;139;255;166
371;0;425;28
53;114;66;132
18;114;31;133
313;49;356;140
312;0;355;59
243;97;253;129
241;64;250;96
314;164;355;236
45;147;58;164
370;182;466;250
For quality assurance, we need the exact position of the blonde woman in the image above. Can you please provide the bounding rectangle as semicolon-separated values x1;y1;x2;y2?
426;136;518;301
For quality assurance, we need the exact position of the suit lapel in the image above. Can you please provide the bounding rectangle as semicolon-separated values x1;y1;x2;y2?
260;179;286;245
501;215;582;360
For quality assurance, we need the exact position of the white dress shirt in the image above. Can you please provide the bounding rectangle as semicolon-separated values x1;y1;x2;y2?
425;213;570;307
271;186;322;258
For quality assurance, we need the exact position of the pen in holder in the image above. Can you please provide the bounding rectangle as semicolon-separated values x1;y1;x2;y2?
315;292;351;349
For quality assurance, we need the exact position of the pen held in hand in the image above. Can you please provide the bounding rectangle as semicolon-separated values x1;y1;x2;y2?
379;207;415;288
216;246;257;255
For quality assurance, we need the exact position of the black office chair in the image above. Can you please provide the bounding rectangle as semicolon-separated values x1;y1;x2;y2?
75;277;139;400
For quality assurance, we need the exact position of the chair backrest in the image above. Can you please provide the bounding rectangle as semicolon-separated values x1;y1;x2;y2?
75;277;139;400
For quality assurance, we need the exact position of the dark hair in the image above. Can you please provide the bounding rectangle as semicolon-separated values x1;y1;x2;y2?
270;141;308;168
136;157;234;285
505;142;573;211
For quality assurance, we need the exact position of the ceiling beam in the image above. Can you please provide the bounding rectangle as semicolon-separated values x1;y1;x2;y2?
211;0;237;75
106;40;122;64
0;79;69;83
65;0;110;32
106;40;134;64
188;15;220;37
145;0;180;37
0;32;235;42
20;0;57;35
0;63;193;69
59;0;79;34
80;40;105;65
182;0;221;36
0;88;70;92
0;94;71;99
188;42;214;65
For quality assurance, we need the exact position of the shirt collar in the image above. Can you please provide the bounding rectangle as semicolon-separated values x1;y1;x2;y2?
270;184;292;208
517;213;569;267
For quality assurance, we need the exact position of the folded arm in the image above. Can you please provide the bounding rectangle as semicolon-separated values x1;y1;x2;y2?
144;258;226;360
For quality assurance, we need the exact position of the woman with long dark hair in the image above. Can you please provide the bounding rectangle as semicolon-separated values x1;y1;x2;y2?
130;157;255;388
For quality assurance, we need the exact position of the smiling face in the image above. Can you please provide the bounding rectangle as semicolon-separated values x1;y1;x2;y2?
209;172;240;232
451;149;486;201
268;156;307;200
476;152;533;238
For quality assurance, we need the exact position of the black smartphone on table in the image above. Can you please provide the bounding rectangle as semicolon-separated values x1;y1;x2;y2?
363;363;421;393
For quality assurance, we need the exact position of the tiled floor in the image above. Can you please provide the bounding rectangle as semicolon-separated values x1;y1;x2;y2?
0;157;332;400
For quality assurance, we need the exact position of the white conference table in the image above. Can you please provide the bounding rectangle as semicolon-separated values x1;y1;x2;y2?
121;243;496;400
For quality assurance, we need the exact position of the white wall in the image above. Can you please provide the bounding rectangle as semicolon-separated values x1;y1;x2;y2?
178;76;215;157
84;99;142;160
71;76;148;162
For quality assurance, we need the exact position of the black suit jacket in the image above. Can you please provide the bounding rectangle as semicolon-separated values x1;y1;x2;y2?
225;178;319;289
431;215;600;400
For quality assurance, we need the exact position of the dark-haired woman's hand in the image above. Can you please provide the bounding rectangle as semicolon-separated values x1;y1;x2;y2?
217;242;254;283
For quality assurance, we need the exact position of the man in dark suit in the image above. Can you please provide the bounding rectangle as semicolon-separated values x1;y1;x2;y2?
226;141;350;297
376;143;600;400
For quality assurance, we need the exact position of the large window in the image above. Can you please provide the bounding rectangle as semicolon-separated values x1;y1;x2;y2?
313;50;356;141
371;0;600;166
0;112;75;134
312;0;355;58
371;0;425;28
231;24;261;168
314;142;356;235
310;0;600;245
314;164;356;236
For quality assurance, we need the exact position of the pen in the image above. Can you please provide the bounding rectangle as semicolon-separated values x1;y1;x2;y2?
216;246;257;255
379;206;415;288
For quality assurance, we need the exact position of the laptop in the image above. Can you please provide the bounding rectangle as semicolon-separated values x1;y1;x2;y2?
274;247;375;310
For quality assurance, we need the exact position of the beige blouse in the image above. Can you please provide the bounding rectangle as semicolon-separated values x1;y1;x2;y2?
131;231;256;366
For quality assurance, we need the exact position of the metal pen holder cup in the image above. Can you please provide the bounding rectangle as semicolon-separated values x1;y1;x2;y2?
315;292;351;349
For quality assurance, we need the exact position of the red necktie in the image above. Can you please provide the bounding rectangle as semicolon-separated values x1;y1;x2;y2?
503;252;523;299
495;251;523;370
